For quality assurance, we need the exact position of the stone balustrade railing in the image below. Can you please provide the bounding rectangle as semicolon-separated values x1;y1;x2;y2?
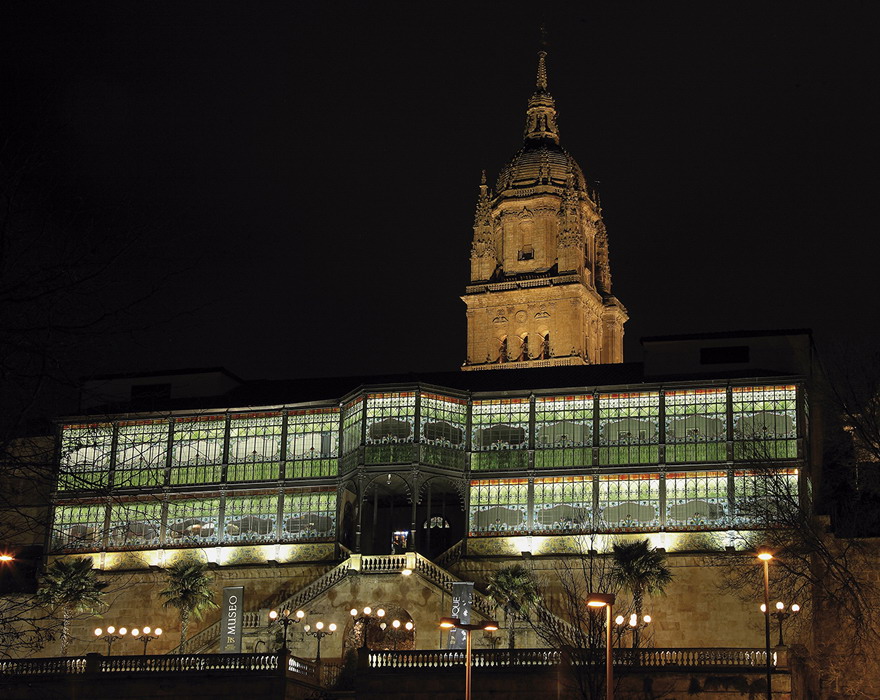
368;647;776;670
0;657;87;675
0;653;284;676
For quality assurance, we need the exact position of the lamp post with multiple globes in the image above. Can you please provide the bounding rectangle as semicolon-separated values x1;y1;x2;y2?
757;551;773;700
764;601;800;647
379;618;414;650
587;593;616;700
130;626;162;655
614;613;651;651
349;606;385;648
303;621;336;664
93;626;126;655
268;608;305;651
439;617;498;700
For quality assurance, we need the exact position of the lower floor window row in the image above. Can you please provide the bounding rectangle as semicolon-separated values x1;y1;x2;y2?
51;491;337;552
468;469;799;535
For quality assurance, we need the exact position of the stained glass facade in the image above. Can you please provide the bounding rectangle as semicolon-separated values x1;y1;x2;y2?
364;392;416;464
665;471;729;529
171;416;225;485
52;504;106;551
59;424;113;491
471;399;530;471
226;413;283;482
287;408;338;478
166;496;220;546
665;389;728;463
108;500;163;549
533;476;593;533
732;386;798;459
224;493;279;543
341;397;364;456
534;395;592;469
469;479;529;534
114;420;168;488
598;392;660;465
731;468;799;527
598;474;662;531
281;489;337;541
420;393;468;469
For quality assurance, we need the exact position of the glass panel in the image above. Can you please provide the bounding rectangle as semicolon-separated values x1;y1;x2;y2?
52;504;105;551
598;393;660;465
59;423;113;490
166;497;220;545
341;396;364;455
471;399;530;471
281;489;336;541
171;416;225;485
731;468;799;527
287;408;339;478
114;420;168;488
420;393;468;469
665;471;729;529
732;386;798;460
365;392;416;464
534;395;592;469
533;476;592;533
108;500;163;548
468;478;528;534
228;412;283;482
665;389;728;462
223;494;278;543
598;474;661;531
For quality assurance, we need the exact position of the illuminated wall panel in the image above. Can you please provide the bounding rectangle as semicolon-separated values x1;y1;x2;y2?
665;471;728;529
223;493;279;544
533;475;592;533
59;424;113;491
732;385;798;460
227;412;283;482
280;489;336;541
665;389;727;463
52;503;106;551
534;395;592;469
598;393;660;465
170;416;225;485
364;392;416;464
341;396;364;456
287;408;338;478
108;500;163;549
471;399;530;471
598;474;661;531
731;468;799;527
468;478;529;534
420;393;468;469
114;420;168;488
166;496;220;546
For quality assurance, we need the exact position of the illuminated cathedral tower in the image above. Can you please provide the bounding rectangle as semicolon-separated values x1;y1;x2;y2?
462;52;628;370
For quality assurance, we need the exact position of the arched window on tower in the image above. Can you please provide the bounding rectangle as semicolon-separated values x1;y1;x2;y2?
498;336;508;364
539;333;551;360
519;334;529;361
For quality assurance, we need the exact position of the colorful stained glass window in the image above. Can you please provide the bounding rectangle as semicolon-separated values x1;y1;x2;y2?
114;420;169;488
341;397;364;455
52;504;106;551
732;386;798;460
281;489;336;541
665;471;729;529
665;389;728;462
223;493;278;543
598;474;661;531
166;497;220;545
468;478;528;534
598;393;660;465
534;395;592;468
420;393;468;469
364;393;416;465
227;412;283;482
59;423;113;490
731;468;799;527
287;408;338;478
171;416;225;485
108;500;163;548
533;476;593;533
471;399;530;471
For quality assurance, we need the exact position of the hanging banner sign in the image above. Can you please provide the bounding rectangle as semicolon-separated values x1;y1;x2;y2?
221;586;245;653
447;581;474;649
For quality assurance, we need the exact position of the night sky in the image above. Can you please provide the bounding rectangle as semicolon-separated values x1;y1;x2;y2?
3;3;879;386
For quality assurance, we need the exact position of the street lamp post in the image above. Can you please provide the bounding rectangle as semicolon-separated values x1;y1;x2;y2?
269;608;305;651
587;593;616;700
614;613;651;655
439;617;499;700
94;626;126;655
303;621;336;664
766;601;800;646
350;606;385;648
379;618;414;650
757;551;773;700
130;626;162;655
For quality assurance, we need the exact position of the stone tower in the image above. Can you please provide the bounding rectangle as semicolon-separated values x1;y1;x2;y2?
462;52;628;371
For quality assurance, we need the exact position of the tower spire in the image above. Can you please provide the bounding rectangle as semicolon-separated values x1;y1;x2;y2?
524;51;559;143
536;50;548;92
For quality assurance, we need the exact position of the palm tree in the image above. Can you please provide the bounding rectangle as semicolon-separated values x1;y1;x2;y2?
159;561;218;651
609;539;673;648
486;564;540;649
37;558;108;656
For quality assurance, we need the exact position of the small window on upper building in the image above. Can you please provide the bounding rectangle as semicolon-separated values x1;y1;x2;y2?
130;383;172;402
518;245;534;261
700;346;750;365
